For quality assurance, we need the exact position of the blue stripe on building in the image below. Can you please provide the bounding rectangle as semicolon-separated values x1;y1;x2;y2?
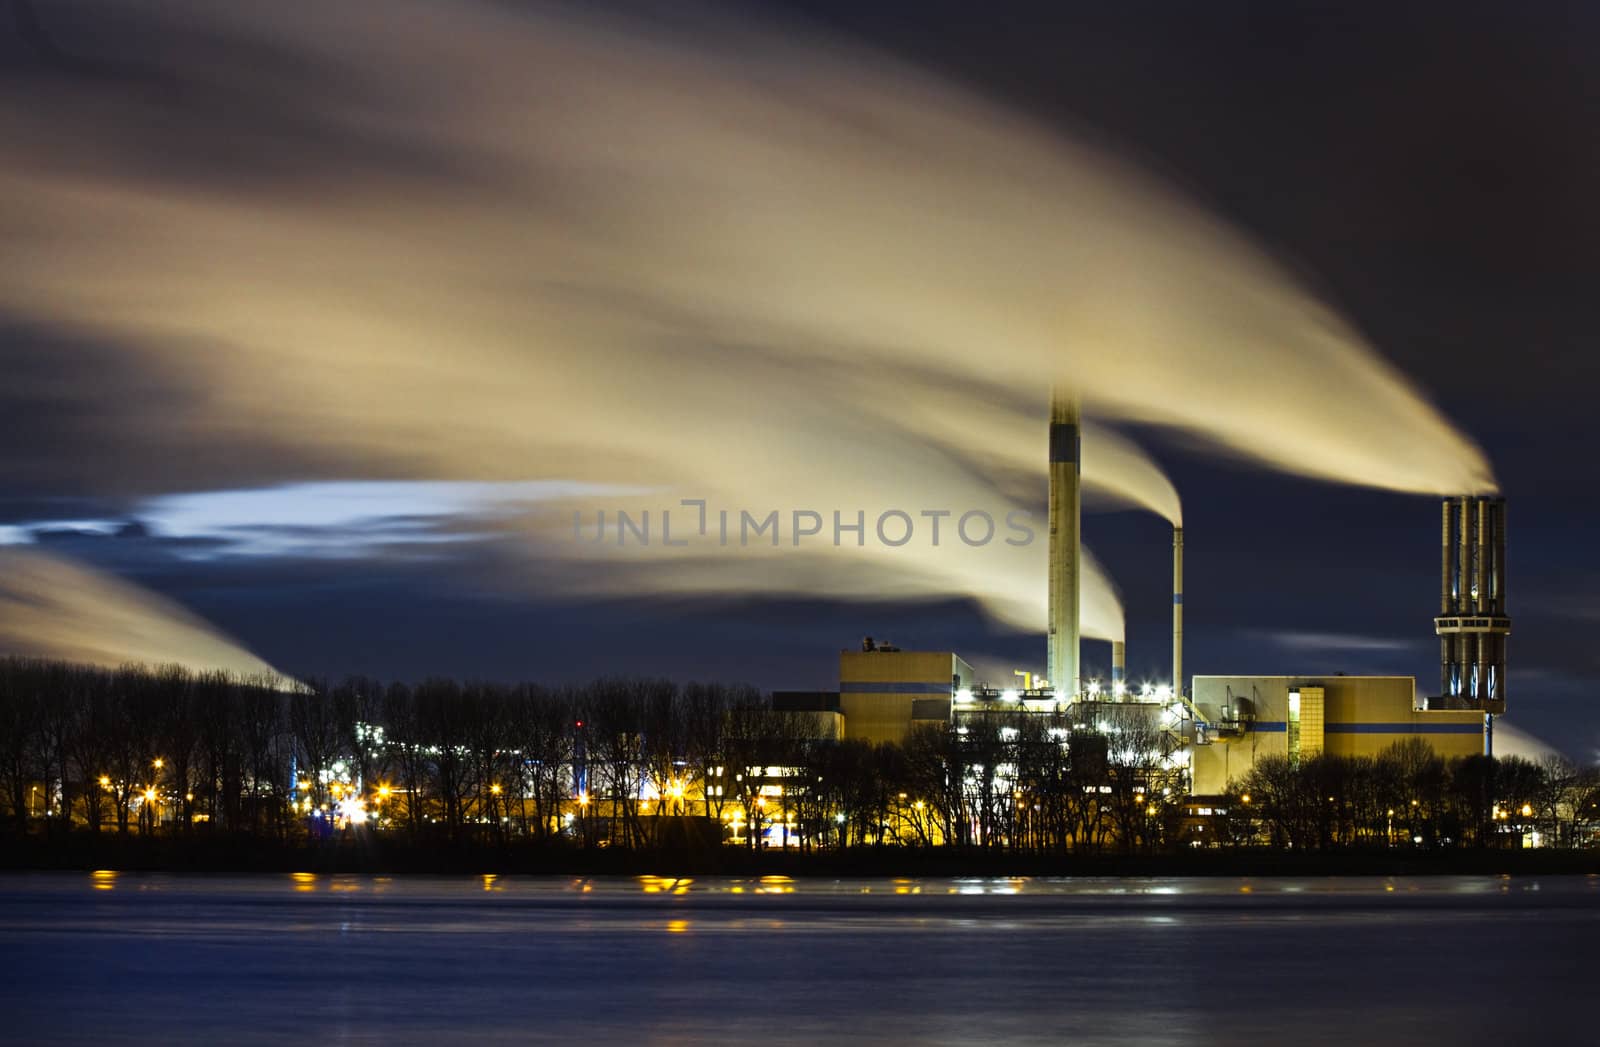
1325;723;1482;735
1240;721;1478;735
1173;593;1183;605
839;682;952;695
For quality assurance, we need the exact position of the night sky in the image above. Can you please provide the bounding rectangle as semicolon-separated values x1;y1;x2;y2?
2;2;1596;755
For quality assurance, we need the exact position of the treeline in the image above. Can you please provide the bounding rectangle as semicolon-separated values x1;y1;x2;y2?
1218;741;1600;851
0;657;1179;854
2;658;1597;859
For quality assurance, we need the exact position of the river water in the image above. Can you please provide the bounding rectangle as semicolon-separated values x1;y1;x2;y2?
2;873;1594;1045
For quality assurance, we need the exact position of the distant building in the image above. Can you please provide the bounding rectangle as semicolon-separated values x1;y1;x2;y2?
769;690;845;741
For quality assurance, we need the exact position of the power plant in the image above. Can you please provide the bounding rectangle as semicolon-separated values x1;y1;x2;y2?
778;393;1510;803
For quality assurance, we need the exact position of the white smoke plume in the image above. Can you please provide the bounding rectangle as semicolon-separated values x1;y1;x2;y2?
0;1;1489;647
0;547;286;680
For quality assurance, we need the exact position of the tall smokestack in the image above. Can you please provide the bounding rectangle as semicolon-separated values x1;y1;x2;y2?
1111;640;1125;693
1434;495;1509;718
1439;498;1454;697
1172;527;1184;698
1047;390;1080;699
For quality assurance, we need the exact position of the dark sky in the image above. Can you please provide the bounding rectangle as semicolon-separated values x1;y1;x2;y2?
2;1;1596;754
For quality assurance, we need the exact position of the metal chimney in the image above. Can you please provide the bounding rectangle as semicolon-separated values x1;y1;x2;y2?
1434;495;1509;716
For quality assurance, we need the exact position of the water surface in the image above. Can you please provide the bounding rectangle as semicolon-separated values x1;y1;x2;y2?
3;873;1594;1044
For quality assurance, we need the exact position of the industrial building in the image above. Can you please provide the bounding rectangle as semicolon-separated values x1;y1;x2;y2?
784;392;1510;802
837;641;973;745
1187;676;1484;795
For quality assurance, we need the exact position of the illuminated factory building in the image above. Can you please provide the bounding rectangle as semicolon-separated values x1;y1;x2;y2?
790;395;1511;803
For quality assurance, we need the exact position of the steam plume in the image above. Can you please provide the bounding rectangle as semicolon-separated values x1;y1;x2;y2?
0;548;285;680
0;1;1488;644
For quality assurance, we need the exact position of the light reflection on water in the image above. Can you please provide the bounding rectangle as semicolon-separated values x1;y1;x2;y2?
1;873;1595;1046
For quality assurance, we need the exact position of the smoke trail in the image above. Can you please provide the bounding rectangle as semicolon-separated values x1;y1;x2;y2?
0;1;1484;646
1083;423;1183;527
1491;722;1564;763
0;548;286;680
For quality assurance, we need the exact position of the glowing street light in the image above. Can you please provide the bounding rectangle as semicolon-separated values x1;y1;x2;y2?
490;783;503;796
98;775;111;789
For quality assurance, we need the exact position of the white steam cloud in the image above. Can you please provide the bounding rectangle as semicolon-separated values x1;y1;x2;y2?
0;548;286;680
0;1;1489;649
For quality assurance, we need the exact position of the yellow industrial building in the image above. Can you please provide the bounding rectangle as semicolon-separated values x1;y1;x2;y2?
808;652;1490;802
1184;676;1483;794
837;644;974;745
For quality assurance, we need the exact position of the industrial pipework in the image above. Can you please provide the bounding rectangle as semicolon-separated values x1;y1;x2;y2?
1047;391;1081;699
1435;496;1509;713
